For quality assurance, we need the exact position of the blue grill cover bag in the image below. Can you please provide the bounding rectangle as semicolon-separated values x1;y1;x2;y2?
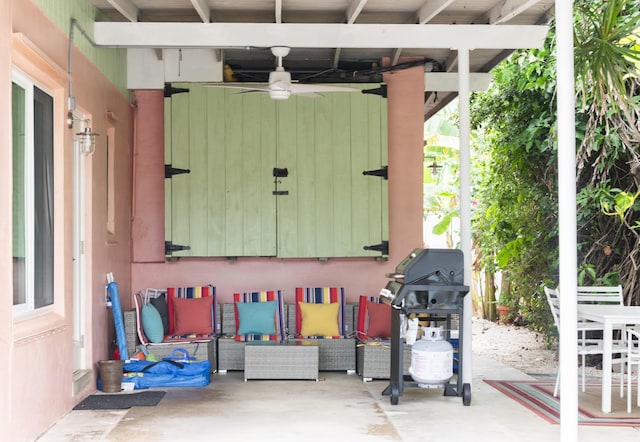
123;359;211;389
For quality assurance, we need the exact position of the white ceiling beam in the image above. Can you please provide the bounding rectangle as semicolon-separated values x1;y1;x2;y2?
424;50;459;103
489;0;542;25
105;0;138;23
275;0;282;24
418;0;455;24
424;72;492;91
346;0;369;24
94;23;549;50
333;1;368;68
391;48;403;65
332;48;342;69
190;0;211;23
444;51;458;72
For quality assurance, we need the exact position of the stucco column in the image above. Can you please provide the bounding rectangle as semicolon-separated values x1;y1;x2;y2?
131;90;165;262
383;66;425;261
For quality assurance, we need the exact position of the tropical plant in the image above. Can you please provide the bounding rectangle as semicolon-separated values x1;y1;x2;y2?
573;0;640;306
469;0;640;339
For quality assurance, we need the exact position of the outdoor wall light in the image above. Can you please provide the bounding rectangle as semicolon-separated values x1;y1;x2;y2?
68;111;99;154
424;155;442;176
76;126;99;155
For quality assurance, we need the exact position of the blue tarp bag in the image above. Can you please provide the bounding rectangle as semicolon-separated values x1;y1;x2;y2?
123;352;211;389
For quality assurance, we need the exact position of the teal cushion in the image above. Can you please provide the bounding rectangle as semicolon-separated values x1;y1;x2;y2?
141;303;164;343
236;301;277;335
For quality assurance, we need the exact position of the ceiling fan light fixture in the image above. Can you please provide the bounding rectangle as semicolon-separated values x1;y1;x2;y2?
269;89;291;100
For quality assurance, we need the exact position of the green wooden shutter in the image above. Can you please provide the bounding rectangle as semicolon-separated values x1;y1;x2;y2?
166;85;277;257
276;87;388;258
165;84;387;258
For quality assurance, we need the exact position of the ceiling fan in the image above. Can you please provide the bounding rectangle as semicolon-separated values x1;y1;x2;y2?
204;46;361;100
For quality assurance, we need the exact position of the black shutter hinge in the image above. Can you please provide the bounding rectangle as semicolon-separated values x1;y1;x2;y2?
362;165;388;180
364;240;388;256
165;241;190;255
164;83;190;97
361;84;387;98
165;164;191;179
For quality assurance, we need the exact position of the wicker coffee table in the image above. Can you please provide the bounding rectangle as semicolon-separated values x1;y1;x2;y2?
244;341;319;381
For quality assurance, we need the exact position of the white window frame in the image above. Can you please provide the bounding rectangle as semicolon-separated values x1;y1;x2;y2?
12;67;55;317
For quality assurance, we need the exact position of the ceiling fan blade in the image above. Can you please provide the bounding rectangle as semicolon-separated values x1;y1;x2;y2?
203;83;272;92
289;83;361;93
291;91;323;98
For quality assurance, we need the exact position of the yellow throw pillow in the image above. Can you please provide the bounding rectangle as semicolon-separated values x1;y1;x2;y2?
299;302;340;337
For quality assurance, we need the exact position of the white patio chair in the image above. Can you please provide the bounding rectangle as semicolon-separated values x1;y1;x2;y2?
544;286;626;397
626;328;640;412
577;285;624;306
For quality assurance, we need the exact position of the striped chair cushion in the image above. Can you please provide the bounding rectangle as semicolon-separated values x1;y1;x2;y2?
356;295;377;341
133;291;151;346
295;287;346;339
165;285;217;340
233;291;286;342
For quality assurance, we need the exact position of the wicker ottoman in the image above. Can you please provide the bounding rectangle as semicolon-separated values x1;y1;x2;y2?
244;341;319;381
357;341;411;382
217;338;246;372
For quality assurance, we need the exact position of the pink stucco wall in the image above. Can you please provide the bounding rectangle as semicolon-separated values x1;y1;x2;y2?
2;2;134;440
0;0;13;430
132;91;165;262
2;1;425;438
131;66;426;303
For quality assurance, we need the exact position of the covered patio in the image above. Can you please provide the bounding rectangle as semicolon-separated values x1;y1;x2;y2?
38;348;640;441
2;1;600;440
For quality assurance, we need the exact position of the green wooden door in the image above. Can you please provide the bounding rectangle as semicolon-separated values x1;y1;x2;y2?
275;88;388;257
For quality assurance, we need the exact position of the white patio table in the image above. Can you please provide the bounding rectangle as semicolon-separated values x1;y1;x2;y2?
577;304;640;413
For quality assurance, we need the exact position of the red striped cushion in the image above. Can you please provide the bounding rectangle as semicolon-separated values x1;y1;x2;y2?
356;295;377;340
166;285;217;339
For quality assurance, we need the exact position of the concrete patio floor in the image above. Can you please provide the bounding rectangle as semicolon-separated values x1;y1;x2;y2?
38;353;640;441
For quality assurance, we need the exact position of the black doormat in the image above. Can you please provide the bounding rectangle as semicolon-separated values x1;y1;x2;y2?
73;391;166;410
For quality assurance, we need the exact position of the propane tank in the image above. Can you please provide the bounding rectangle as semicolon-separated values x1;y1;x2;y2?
409;326;453;386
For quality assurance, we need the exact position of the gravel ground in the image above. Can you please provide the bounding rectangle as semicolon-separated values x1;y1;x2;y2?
470;316;605;379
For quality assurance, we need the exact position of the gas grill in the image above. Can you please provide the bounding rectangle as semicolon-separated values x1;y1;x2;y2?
380;248;471;405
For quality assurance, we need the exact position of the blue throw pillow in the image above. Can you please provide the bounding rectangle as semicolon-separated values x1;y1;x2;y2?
141;303;164;343
236;301;277;335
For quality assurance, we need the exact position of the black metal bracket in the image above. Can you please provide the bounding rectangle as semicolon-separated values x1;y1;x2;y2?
165;164;191;179
273;168;289;178
273;168;289;195
362;84;387;98
362;166;388;180
364;240;389;256
164;83;190;98
165;241;190;255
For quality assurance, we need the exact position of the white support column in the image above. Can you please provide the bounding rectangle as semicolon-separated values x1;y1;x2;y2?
457;48;473;386
556;0;579;438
